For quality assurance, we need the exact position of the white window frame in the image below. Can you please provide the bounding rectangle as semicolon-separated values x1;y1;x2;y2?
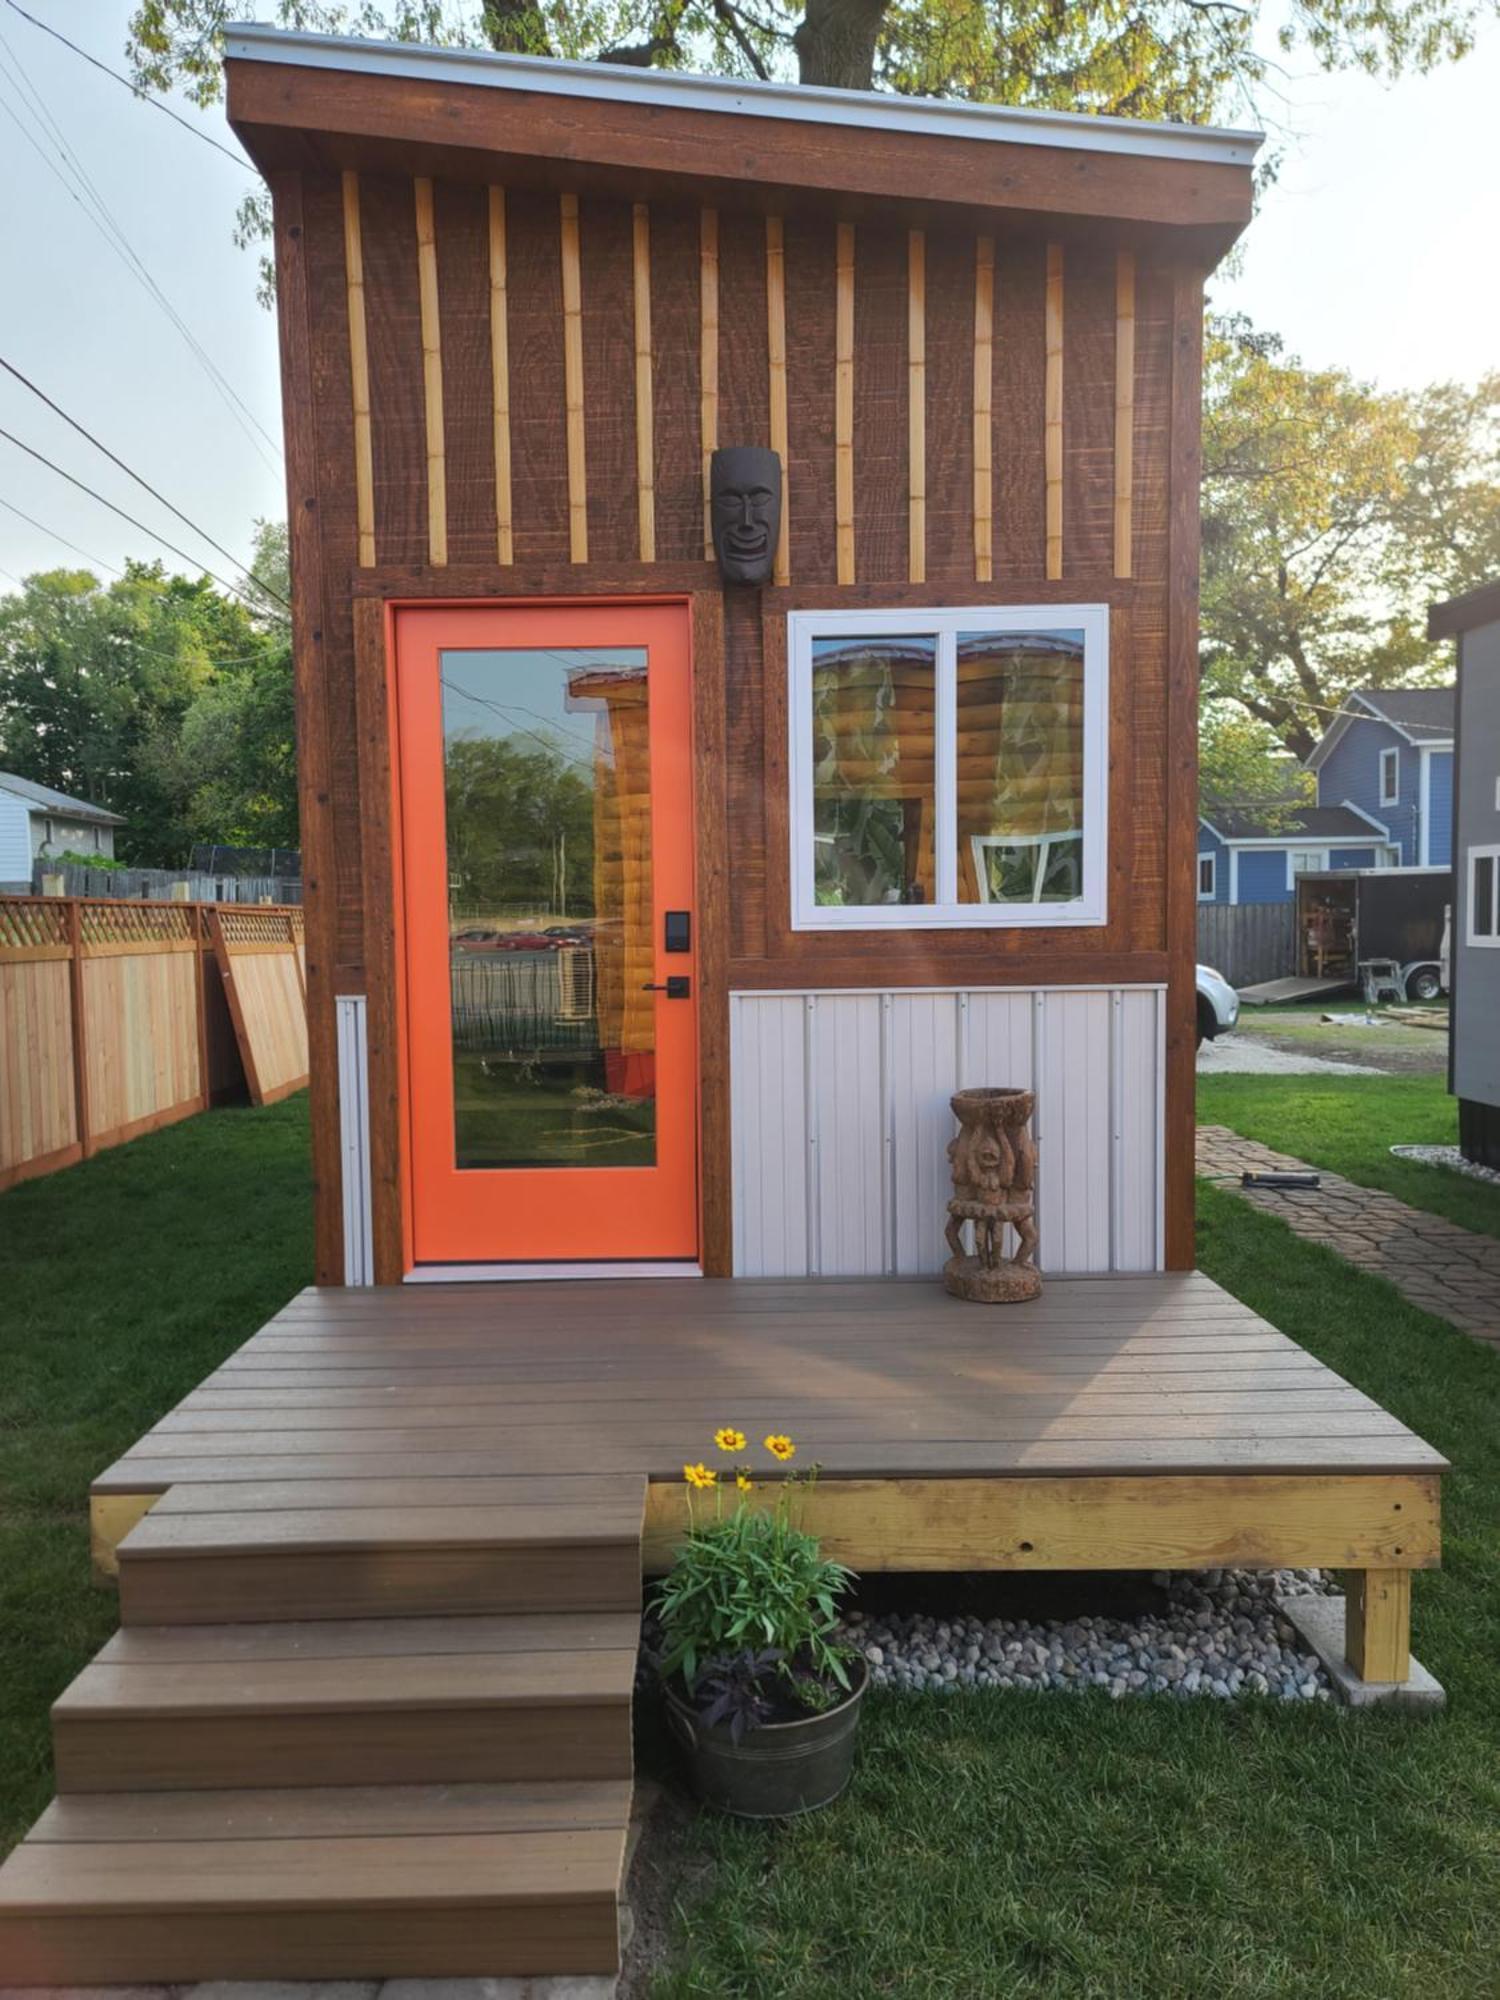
1285;848;1329;890
787;603;1109;930
1379;745;1400;806
1197;852;1216;901
1466;843;1500;948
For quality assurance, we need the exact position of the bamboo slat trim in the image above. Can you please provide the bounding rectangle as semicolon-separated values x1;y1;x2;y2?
488;187;514;565
835;221;855;585
413;177;447;566
766;215;790;586
340;172;375;568
700;208;719;561
1114;249;1136;579
973;236;994;582
560;192;588;563
908;228;926;585
1045;242;1064;581
632;203;656;564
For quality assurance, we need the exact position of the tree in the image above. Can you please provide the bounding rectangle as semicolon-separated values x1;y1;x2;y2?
1201;320;1500;763
0;540;296;864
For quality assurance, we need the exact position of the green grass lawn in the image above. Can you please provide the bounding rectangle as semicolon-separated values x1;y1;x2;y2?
1198;1069;1500;1242
646;1190;1500;1998
0;1096;313;1854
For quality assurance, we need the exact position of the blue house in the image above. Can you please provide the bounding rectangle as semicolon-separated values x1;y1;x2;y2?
1305;687;1454;869
1197;802;1397;907
1198;686;1453;905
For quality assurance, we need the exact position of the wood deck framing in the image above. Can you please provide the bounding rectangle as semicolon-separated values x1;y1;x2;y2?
0;1273;1445;1984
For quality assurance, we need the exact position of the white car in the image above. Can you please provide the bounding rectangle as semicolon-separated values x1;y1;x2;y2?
1196;964;1239;1048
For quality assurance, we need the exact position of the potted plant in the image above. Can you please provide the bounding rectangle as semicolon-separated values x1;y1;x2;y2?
654;1428;865;1818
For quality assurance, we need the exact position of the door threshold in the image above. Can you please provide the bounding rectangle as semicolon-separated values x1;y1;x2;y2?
404;1260;704;1284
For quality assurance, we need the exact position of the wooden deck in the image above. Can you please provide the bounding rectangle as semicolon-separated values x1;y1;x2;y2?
0;1272;1446;1986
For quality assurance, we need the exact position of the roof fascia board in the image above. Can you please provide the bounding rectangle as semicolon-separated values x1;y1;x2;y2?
223;23;1261;170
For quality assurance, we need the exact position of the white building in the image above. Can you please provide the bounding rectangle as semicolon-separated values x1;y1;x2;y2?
0;773;127;890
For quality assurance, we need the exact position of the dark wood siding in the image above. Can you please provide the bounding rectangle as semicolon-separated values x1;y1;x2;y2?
274;170;1196;1279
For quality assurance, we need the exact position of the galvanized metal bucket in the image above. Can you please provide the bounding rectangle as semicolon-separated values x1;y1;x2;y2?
663;1661;867;1818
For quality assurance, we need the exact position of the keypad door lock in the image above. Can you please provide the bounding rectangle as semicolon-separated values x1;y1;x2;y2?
642;975;692;999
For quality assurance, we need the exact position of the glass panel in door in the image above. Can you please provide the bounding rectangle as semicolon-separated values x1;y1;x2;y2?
440;647;656;1172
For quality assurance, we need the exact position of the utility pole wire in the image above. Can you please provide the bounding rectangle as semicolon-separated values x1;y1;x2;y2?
0;492;123;574
2;0;256;171
0;33;281;469
0;355;289;607
0;427;275;613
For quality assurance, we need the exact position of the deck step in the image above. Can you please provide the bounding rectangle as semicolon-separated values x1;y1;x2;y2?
52;1613;637;1792
116;1475;646;1623
0;1781;628;1983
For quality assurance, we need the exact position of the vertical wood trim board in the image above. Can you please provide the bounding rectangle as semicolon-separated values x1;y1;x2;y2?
834;221;855;585
972;235;994;583
1045;242;1063;579
699;208;719;561
1114;250;1136;578
336;994;375;1286
413;177;447;566
766;215;790;586
908;228;926;584
560;191;588;563
487;186;514;565
340;171;376;568
730;986;1165;1279
632;203;656;563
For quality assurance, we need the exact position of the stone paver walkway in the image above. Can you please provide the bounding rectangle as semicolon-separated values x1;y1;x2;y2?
1197;1124;1500;1347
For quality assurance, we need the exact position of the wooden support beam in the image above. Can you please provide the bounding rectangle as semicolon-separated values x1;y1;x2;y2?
412;176;446;566
340;171;375;568
65;898;91;1156
908;227;926;585
699;207;718;562
1114;249;1136;579
487;186;513;565
766;214;789;586
1344;1567;1412;1682
560;191;588;564
1045;241;1063;580
835;221;855;585
632;203;656;564
973;235;994;583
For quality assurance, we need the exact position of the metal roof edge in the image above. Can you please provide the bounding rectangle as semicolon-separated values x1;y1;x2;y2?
224;22;1262;170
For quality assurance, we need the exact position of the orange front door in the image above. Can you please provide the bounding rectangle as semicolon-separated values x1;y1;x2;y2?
394;603;697;1265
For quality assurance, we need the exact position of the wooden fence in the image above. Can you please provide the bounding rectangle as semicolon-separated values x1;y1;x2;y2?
34;863;303;904
1196;902;1297;990
0;897;306;1193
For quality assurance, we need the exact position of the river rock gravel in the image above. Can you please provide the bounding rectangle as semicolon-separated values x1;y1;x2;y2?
838;1568;1338;1703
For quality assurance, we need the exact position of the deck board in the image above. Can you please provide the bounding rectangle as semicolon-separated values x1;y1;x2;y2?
95;1275;1446;1497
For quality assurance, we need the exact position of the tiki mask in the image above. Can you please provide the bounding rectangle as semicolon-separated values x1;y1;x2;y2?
710;446;781;585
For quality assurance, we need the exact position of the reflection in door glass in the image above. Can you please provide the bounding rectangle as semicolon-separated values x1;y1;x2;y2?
441;648;655;1171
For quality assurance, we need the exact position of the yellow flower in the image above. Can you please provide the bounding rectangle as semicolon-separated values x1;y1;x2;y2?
714;1427;747;1453
763;1433;796;1462
736;1470;754;1493
683;1462;718;1490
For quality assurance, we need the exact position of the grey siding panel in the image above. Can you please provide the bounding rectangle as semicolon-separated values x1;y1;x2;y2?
1453;619;1500;1111
730;985;1165;1277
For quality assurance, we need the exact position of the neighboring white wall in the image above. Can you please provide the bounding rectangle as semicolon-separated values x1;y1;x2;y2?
31;814;114;860
730;985;1165;1279
0;789;32;886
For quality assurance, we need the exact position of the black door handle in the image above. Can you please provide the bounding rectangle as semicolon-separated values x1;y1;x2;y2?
642;976;692;999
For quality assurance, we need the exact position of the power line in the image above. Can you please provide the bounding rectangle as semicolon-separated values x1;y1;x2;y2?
0;426;270;610
0;493;122;574
2;0;256;172
0;355;289;606
0;33;281;471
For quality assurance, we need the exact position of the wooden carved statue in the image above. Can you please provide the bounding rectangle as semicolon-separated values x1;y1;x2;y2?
943;1087;1042;1303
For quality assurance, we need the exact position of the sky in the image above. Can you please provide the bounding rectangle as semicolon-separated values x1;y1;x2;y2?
0;2;1497;594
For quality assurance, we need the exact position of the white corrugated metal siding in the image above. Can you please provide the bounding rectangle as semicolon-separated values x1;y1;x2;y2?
730;986;1165;1278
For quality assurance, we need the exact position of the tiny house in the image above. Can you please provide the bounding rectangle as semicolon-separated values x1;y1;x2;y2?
221;24;1262;1287
1430;580;1500;1165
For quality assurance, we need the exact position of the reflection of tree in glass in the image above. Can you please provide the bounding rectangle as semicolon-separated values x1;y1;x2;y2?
443;733;597;914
